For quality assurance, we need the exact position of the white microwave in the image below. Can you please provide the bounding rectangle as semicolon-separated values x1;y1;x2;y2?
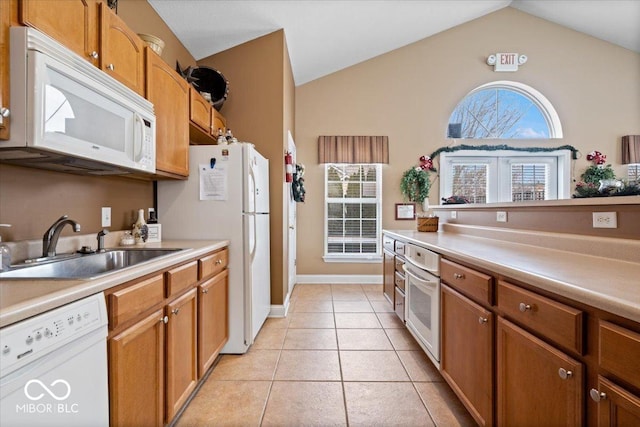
0;27;156;175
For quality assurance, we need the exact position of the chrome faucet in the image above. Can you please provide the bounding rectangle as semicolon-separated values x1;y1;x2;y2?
96;229;109;252
42;215;81;257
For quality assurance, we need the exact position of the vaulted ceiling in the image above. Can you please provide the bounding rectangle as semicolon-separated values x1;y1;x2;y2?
148;0;640;85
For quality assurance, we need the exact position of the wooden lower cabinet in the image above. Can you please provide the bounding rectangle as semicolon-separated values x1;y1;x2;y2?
592;376;640;427
497;317;583;427
198;269;229;377
441;284;494;426
109;308;165;427
383;249;395;305
165;287;198;422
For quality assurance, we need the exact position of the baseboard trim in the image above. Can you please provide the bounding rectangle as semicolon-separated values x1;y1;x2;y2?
295;274;382;284
269;291;292;318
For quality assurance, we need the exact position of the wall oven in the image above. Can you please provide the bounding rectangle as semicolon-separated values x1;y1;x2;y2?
403;243;441;368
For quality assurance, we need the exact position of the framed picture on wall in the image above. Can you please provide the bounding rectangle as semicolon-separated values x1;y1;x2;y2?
395;203;416;220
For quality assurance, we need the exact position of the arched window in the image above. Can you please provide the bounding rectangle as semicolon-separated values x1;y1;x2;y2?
447;81;563;139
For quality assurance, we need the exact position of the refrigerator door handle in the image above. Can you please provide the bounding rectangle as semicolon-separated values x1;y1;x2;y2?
250;214;257;262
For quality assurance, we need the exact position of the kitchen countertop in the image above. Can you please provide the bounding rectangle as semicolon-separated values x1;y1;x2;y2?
0;240;229;328
384;229;640;323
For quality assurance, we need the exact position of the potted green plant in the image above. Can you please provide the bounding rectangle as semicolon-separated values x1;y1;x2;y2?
400;156;435;210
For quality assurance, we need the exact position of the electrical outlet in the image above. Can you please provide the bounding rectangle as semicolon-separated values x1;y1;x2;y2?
450;211;457;219
496;211;507;222
592;212;617;228
101;207;111;227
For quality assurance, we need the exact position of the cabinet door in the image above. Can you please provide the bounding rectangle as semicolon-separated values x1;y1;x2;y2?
99;3;144;95
383;249;395;306
20;0;98;64
165;288;198;422
198;269;229;377
109;308;165;427
592;376;640;427
441;284;493;426
189;86;212;134
497;317;583;427
146;49;190;177
0;0;10;140
212;109;226;135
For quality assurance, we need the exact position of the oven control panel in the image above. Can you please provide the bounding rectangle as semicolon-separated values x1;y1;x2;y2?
0;292;107;376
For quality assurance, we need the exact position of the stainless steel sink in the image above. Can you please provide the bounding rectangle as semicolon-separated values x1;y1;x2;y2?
0;248;187;280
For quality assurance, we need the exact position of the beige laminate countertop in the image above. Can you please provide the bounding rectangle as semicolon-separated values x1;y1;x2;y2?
0;240;229;328
384;229;640;323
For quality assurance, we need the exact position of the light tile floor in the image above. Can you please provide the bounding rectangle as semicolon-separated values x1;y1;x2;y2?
176;284;475;427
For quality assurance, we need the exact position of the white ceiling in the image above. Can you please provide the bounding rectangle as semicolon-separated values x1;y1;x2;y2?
147;0;640;86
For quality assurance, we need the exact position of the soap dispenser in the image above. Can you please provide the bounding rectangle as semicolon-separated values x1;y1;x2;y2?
0;224;12;271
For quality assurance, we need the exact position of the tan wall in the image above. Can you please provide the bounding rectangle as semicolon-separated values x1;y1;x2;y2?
198;30;292;305
294;7;640;276
0;0;196;243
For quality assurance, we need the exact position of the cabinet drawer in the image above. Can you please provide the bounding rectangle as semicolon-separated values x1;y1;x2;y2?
109;274;164;329
395;241;406;256
498;280;583;354
599;321;640;389
166;261;198;297
394;287;405;322
394;257;405;274
441;258;493;305
199;248;229;280
394;271;405;291
383;236;394;252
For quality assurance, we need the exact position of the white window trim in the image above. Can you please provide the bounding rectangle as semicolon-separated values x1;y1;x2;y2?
323;164;383;263
439;149;571;203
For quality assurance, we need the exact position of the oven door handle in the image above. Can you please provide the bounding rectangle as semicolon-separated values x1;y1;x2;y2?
403;264;438;286
404;254;439;276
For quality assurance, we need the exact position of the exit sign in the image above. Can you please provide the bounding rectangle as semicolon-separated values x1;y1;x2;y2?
487;53;527;72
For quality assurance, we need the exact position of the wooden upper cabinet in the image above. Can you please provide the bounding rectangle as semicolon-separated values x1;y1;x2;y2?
0;0;11;140
189;86;212;134
99;3;144;95
20;0;99;65
146;48;190;178
212;109;226;136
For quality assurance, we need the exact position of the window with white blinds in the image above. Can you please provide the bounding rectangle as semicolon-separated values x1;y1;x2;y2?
324;164;382;262
441;151;569;203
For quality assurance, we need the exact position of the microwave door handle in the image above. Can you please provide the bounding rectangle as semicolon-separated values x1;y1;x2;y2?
133;113;144;162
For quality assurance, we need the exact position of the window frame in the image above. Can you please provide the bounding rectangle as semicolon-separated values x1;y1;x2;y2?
323;163;383;263
439;149;571;203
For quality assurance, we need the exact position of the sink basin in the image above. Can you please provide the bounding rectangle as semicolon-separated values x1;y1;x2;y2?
0;248;187;280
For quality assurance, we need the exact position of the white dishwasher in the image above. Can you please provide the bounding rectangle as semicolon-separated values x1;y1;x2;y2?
0;293;109;427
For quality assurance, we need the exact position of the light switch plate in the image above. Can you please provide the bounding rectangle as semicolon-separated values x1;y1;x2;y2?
496;211;507;222
592;212;617;228
101;207;111;227
450;211;457;219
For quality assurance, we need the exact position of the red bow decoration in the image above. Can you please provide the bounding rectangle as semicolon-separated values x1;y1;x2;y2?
418;155;435;171
586;151;606;165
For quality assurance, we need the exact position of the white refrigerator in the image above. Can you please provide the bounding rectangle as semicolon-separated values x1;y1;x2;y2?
157;143;271;354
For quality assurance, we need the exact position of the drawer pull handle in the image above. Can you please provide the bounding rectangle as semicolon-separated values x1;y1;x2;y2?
107;63;115;71
453;273;465;279
558;368;573;380
590;389;607;402
519;303;532;312
215;259;223;265
160;316;168;324
478;317;488;324
89;51;99;59
171;308;180;315
202;289;209;294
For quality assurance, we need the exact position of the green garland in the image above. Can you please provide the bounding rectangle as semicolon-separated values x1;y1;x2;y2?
400;168;431;203
428;144;579;160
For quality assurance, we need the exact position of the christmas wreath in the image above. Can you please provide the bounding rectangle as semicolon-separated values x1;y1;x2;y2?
400;167;431;204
